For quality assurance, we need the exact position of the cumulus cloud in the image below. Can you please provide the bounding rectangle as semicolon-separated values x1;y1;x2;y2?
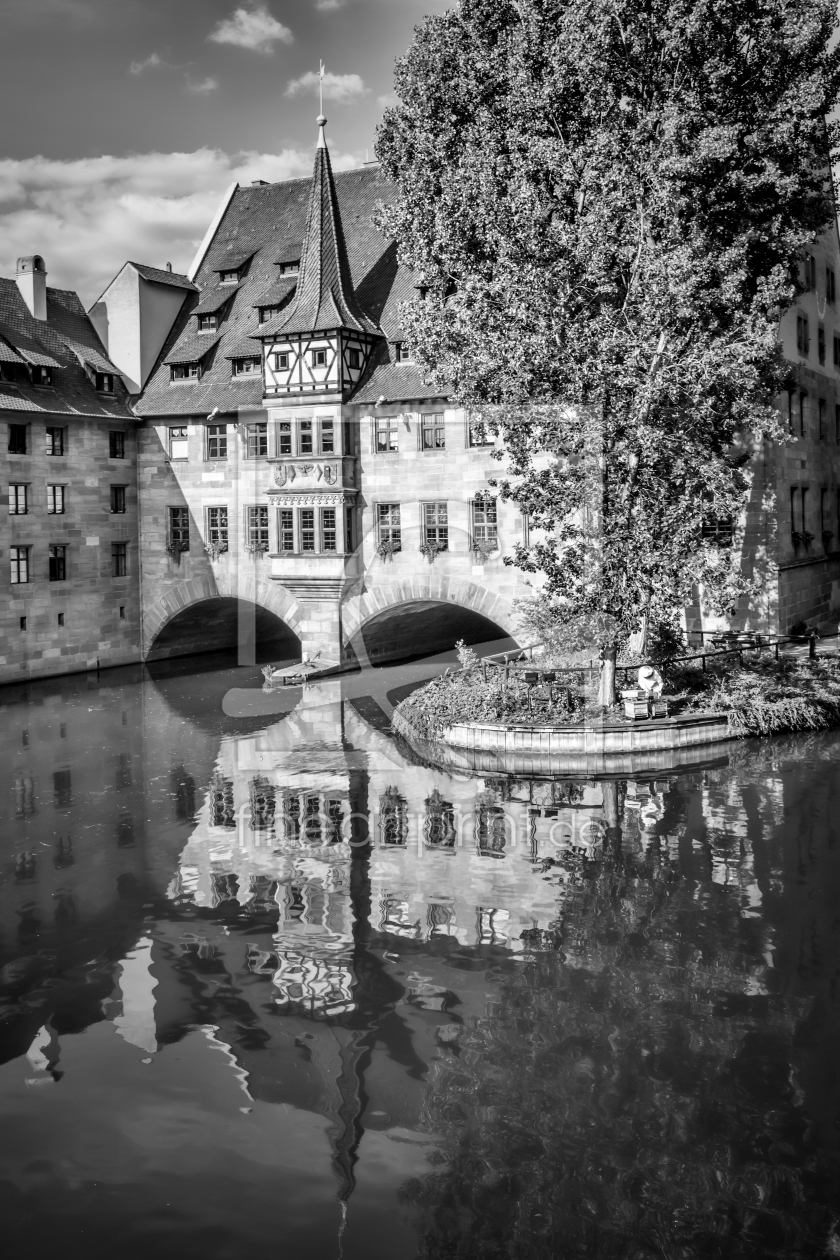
186;76;219;94
285;70;368;104
0;146;357;305
130;52;166;75
208;4;293;53
377;92;399;108
316;0;346;10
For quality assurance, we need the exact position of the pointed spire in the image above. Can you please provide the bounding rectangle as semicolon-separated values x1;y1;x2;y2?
275;115;379;338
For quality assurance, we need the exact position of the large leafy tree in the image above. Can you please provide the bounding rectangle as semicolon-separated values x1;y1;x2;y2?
376;0;840;698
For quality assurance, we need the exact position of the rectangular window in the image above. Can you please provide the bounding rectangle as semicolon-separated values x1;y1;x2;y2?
219;268;239;284
10;546;29;584
829;267;837;304
95;372;114;393
421;413;446;450
423;501;449;549
345;505;354;554
246;422;267;458
347;348;361;370
47;484;65;514
169;426;189;459
171;363;200;381
377;503;401;551
8;424;26;455
819;398;827;440
273;351;289;370
468;417;494;446
9;483;28;514
472;496;498;547
321;507;336;552
277;421;292;455
46;426;64;456
109;431;126;459
300;508;315;552
49;544;66;581
375;416;398;453
232;357;261;377
320;417;335;454
279;508;294;552
207;424;227;460
299;419;314;455
797;314;810;357
395;343;411;362
836;404;840;443
197;314;217;332
247;505;269;550
799;391;807;437
32;366;52;386
818;326;826;365
260;307;281;325
110;485;126;514
168;506;189;551
834;337;840;371
312;348;327;368
112;542;128;577
207;506;228;550
805;254;817;289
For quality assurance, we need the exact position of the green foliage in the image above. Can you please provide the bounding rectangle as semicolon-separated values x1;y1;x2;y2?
673;653;840;734
376;0;840;643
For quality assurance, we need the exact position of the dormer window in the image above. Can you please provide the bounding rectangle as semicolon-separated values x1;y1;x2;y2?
197;313;217;333
219;268;240;285
394;343;412;363
32;365;53;386
260;306;281;324
171;362;201;381
95;372;114;393
277;261;299;276
1;363;18;383
232;357;261;377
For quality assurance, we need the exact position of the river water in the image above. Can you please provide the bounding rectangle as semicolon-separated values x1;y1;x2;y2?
1;647;840;1260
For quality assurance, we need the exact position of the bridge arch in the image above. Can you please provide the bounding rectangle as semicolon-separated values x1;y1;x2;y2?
143;573;302;662
342;575;520;665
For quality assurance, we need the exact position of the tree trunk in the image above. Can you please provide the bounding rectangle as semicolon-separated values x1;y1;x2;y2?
627;611;648;658
601;779;622;857
597;644;617;708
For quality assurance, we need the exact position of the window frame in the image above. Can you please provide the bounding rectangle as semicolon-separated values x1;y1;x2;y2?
219;268;240;285
829;267;837;305
420;413;446;451
206;505;229;551
170;362;201;382
245;422;267;459
299;419;314;455
95;371;114;393
109;430;126;459
49;544;67;582
168;426;189;460
168;506;190;553
319;417;335;454
110;485;127;515
197;313;218;333
321;507;337;552
231;356;261;378
272;350;289;371
277;420;292;456
279;508;294;553
300;507;316;552
377;502;401;552
246;505;269;551
423;501;449;550
47;484;66;515
10;545;29;585
311;348;327;368
796;313;810;358
471;496;499;549
206;423;228;461
9;483;28;515
374;415;398;454
46;426;65;456
8;423;27;455
112;542;128;578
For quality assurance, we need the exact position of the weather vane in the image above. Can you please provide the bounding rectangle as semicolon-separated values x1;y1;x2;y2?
319;60;325;116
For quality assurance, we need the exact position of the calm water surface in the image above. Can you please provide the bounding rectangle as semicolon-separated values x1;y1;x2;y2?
2;648;840;1260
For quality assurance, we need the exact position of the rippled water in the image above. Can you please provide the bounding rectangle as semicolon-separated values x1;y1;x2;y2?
2;648;840;1259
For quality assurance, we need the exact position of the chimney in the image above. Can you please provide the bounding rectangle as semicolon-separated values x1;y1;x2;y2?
166;261;173;273
16;255;47;320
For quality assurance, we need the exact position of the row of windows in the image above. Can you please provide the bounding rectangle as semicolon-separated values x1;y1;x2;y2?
803;255;835;301
795;313;840;370
787;392;840;440
169;506;270;552
171;347;367;383
7;424;127;458
375;415;492;452
8;542;128;584
377;500;497;552
1;365;115;392
7;484;128;514
789;486;840;548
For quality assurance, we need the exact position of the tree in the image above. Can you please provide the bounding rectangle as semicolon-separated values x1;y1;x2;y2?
375;0;840;701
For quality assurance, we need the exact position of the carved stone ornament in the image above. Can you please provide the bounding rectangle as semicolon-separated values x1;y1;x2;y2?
322;464;338;485
299;463;315;476
273;464;295;487
271;493;346;507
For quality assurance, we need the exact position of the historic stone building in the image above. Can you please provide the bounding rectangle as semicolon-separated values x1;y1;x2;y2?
0;257;141;684
124;117;531;667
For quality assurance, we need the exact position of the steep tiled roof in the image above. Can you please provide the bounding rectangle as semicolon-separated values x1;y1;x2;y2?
136;156;441;415
164;333;220;365
352;342;441;405
251;275;297;308
206;248;257;273
0;279;134;418
130;262;196;290
192;285;240;316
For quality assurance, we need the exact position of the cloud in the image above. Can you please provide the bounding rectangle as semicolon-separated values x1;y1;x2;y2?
130;52;165;75
377;92;399;108
285;71;368;104
316;0;346;10
0;146;358;305
186;76;219;94
208;4;293;53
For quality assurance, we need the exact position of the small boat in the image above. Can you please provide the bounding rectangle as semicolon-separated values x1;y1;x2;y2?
262;651;340;686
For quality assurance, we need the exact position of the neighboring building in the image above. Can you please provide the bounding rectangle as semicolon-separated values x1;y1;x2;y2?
89;261;196;394
127;118;531;666
0;256;140;683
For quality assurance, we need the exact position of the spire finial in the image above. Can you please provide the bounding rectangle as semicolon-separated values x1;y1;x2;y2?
317;60;327;148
